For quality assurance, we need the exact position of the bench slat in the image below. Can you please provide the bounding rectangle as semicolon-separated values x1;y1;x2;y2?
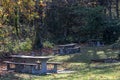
4;61;62;73
4;61;62;65
47;62;62;65
4;61;37;65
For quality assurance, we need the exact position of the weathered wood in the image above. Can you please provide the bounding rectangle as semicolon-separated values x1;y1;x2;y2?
4;61;38;73
56;43;81;54
47;62;62;65
11;55;53;59
5;55;54;74
58;43;76;47
4;61;38;65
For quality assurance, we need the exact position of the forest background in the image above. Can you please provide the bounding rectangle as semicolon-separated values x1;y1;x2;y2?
0;0;120;55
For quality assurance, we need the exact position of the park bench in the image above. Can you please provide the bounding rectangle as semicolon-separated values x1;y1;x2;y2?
53;44;81;55
66;46;81;54
4;61;38;73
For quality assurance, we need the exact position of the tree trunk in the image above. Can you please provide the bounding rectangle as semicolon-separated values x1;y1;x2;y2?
116;0;119;18
32;0;43;55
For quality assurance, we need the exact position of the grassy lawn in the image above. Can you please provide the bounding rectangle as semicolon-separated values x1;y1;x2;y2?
1;46;120;80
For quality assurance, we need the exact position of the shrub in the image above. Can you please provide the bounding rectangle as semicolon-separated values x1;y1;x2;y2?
13;38;32;52
43;41;54;48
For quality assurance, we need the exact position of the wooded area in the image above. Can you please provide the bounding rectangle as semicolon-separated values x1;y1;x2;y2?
0;0;120;80
0;0;120;54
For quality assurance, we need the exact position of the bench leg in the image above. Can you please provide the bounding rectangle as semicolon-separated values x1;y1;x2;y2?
53;64;57;73
30;65;37;74
37;63;41;70
6;63;10;70
41;61;47;74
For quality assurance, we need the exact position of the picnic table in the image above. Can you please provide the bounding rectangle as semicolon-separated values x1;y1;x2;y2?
5;55;54;74
54;43;80;55
58;43;76;48
57;43;76;54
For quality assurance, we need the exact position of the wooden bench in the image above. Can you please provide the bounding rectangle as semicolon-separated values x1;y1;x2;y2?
4;61;38;73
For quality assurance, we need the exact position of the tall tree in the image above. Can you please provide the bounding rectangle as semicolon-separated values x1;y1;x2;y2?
0;0;45;53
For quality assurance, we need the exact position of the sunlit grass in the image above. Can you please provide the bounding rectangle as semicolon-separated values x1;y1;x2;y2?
1;46;120;80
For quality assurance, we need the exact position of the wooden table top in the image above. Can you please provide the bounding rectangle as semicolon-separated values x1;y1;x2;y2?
11;55;54;59
58;43;76;47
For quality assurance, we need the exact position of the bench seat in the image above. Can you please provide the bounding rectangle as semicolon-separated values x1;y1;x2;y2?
4;61;62;73
4;61;37;65
4;61;38;73
47;62;62;65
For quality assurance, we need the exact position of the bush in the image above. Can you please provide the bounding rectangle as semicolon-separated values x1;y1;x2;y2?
13;38;32;52
43;41;54;48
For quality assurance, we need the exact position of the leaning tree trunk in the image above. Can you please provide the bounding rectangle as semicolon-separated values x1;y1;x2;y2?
32;0;44;55
32;22;43;54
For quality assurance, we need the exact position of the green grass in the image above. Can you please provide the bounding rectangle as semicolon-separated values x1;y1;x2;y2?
1;46;120;80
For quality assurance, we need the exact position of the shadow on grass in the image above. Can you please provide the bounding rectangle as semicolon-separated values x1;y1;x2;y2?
0;72;49;80
90;63;120;74
69;63;120;78
65;47;100;63
65;46;120;63
0;73;25;80
0;71;57;80
50;63;120;80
